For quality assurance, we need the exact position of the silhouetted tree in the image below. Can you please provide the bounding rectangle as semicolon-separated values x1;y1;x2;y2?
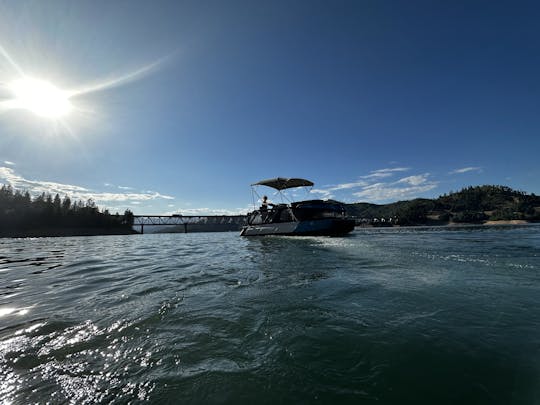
0;184;136;236
62;195;71;213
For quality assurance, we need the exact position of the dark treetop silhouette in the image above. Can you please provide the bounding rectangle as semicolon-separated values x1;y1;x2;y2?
0;185;134;237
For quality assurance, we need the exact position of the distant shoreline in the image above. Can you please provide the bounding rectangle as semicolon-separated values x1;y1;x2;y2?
1;220;537;239
0;227;137;239
481;220;532;226
357;220;538;228
446;219;535;227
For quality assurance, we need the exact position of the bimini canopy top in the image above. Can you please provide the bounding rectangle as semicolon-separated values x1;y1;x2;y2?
252;177;314;191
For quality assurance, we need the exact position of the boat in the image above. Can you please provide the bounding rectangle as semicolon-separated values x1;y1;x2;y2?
240;177;356;236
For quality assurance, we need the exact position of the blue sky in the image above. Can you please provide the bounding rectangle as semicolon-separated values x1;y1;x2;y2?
0;0;539;214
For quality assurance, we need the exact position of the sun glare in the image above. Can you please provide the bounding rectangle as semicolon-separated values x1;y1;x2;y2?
9;78;72;118
0;42;169;127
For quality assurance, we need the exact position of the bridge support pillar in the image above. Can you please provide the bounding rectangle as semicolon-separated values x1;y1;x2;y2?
184;223;188;233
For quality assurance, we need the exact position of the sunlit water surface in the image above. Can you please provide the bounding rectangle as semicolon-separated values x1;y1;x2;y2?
1;226;539;404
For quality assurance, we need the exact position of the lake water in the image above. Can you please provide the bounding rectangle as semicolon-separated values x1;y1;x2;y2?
1;225;539;404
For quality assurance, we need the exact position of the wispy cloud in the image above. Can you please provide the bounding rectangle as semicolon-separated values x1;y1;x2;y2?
311;180;370;199
353;183;437;201
0;167;89;194
449;166;482;174
311;188;334;199
310;168;438;203
310;167;417;202
164;207;248;216
353;174;438;202
397;174;430;186
0;166;174;208
3;161;15;166
104;183;135;191
331;181;367;190
361;167;410;180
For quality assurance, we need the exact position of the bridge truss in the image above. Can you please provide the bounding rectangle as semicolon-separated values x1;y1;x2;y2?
132;215;246;234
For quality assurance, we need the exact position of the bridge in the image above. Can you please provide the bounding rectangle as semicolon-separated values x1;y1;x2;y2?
132;215;247;234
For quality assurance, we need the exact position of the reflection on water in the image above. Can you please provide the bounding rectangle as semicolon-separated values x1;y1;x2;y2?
0;227;539;403
0;307;30;317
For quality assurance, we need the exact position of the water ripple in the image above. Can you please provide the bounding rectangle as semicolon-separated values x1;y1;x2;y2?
0;228;538;403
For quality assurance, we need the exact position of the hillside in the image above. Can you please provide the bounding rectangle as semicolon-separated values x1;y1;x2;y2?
346;185;540;226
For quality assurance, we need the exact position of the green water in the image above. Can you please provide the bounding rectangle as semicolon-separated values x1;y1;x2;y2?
1;225;539;404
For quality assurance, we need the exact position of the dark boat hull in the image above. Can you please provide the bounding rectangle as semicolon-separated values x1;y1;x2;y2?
240;218;355;236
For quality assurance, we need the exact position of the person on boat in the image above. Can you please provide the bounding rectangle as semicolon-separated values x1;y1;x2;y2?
260;195;275;211
260;195;275;222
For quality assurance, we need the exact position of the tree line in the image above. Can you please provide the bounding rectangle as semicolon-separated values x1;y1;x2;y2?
0;184;134;235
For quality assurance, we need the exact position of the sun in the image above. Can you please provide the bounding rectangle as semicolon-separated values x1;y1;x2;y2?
8;78;72;119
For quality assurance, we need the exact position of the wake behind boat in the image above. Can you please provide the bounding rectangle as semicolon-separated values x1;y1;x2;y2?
240;177;355;236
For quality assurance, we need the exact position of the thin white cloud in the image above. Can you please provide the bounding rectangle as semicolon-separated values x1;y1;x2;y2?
307;168;413;201
76;191;173;202
373;167;410;174
449;166;482;174
361;167;410;180
330;181;368;191
352;173;438;202
311;180;370;198
3;160;15;166
0;166;174;206
103;183;134;190
0;167;89;194
397;174;430;186
353;183;438;201
311;189;334;199
164;207;248;216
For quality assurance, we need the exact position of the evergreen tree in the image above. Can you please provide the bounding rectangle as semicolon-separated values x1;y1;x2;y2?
53;194;62;214
0;184;136;235
62;195;71;213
